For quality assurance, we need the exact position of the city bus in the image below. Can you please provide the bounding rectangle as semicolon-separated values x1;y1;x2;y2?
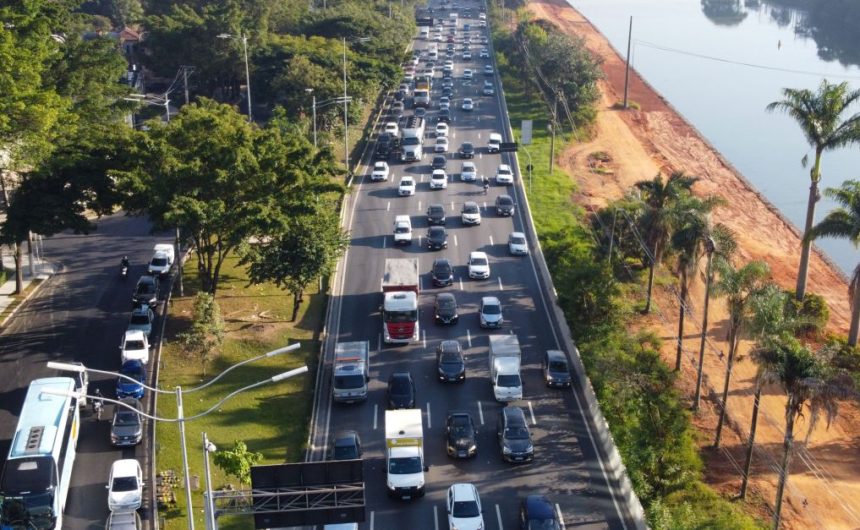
0;377;81;530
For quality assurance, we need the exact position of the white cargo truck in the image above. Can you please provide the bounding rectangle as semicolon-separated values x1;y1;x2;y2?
332;341;370;404
488;334;522;402
401;116;426;163
385;409;427;500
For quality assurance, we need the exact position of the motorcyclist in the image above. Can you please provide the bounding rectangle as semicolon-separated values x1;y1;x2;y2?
482;176;489;194
92;388;104;419
121;255;130;269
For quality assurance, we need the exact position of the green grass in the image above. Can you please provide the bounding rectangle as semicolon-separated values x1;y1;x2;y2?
155;254;325;530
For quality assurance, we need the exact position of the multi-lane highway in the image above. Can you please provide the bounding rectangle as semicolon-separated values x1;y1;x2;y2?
0;214;169;528
308;1;639;528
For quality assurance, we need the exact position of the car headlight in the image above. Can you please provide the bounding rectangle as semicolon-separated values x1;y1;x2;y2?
503;446;512;455
416;478;425;488
469;445;477;452
111;434;119;442
526;444;534;453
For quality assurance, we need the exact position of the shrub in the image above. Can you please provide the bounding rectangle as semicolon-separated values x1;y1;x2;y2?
783;290;830;336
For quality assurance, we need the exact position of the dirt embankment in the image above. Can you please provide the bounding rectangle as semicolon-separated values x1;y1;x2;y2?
524;1;860;529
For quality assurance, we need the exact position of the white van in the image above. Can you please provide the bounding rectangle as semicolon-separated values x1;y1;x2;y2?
419;27;429;39
488;133;502;153
393;215;413;245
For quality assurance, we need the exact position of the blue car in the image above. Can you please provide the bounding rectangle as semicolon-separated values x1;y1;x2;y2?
117;360;146;399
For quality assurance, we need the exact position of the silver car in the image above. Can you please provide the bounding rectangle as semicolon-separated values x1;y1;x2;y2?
480;296;503;328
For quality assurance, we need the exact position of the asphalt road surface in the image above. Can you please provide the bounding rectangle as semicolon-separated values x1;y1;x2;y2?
307;1;639;529
0;213;171;529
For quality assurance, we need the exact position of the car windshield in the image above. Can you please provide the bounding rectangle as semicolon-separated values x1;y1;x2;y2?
438;298;455;310
151;257;168;267
440;352;461;364
130;314;150;325
388;457;423;474
120;368;144;382
390;379;412;394
125;340;146;351
505;426;530;440
471;257;488;266
450;418;473;437
385;310;418;323
335;374;365;389
429;228;445;237
511;236;526;245
452;500;480;518
135;284;153;295
402;137;420;146
333;445;359;460
464;204;478;213
434;264;452;275
114;411;140;427
549;361;568;372
429;206;443;215
528;520;560;530
462;143;473;151
395;226;410;234
482;304;501;315
111;476;139;492
401;179;414;186
498;197;513;206
497;374;521;387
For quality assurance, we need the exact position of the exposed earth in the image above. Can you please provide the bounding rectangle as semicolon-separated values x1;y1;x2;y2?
524;1;860;528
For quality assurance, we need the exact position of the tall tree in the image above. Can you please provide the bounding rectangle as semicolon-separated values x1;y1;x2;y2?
668;195;725;372
763;341;853;529
712;259;772;448
634;172;699;313
766;79;860;301
807;179;860;346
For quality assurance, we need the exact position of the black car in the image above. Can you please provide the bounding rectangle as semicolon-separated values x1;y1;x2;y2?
432;258;454;287
434;293;459;325
519;495;561;530
394;89;406;102
498;406;534;463
459;142;475;158
442;87;453;98
446;412;477;458
331;431;363;460
110;398;143;447
432;155;448;170
426;226;448;250
495;194;515;216
427;203;446;225
438;108;451;123
436;340;465;382
132;275;159;307
415;107;427;119
387;372;416;409
376;132;394;159
543;350;572;388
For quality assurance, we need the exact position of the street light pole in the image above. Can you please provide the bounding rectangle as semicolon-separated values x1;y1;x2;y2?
177;386;195;530
241;32;252;123
342;37;349;174
203;433;217;530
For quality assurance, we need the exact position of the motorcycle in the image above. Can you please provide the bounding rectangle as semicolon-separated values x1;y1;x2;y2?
120;261;129;279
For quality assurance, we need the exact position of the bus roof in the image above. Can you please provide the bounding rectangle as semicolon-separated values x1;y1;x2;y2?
9;378;77;460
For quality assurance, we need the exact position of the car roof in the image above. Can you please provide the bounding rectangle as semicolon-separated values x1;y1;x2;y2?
436;292;456;302
131;305;152;316
546;350;567;363
481;296;500;305
439;339;460;351
390;371;412;380
498;164;511;170
433;169;446;175
463;162;476;168
470;251;487;259
450;483;478;500
497;194;513;202
429;203;444;210
111;459;141;476
434;257;452;266
124;329;146;340
503;406;527;424
120;360;145;371
333;431;359;445
511;231;526;238
401;176;414;182
524;495;555;519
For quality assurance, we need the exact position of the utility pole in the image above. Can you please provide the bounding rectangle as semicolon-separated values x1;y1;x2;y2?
312;94;317;148
175;226;184;297
549;93;558;174
183;67;189;105
623;16;632;109
164;91;170;122
343;38;349;174
242;32;252;123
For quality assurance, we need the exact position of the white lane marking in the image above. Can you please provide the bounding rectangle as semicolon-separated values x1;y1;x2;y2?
373;404;379;430
477;400;484;425
555;504;566;530
378;333;381;353
418;200;423;211
489;235;494;246
459;278;464;291
426;401;432;429
433;506;439;530
478;152;483;159
495;505;503;530
454;234;459;247
466;329;472;349
527;401;537;425
423;329;427;349
419;235;423;247
387;201;391;211
482;200;487;209
371;511;376;530
383;236;387;249
421;174;426;182
478;132;482;139
498;276;504;291
450;201;455;210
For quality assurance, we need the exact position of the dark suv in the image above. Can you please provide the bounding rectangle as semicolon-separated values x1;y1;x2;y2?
375;132;394;159
495;194;515;216
459;142;475;158
436;340;465;382
431;258;454;287
427;203;446;225
387;372;416;409
497;406;534;463
426;226;448;250
331;431;363;460
543;350;572;388
132;275;159;307
434;293;459;325
432;155;448;170
446;412;477;458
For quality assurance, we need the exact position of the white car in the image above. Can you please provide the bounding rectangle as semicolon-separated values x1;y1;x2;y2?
479;296;503;328
436;122;450;137
440;101;451;112
483;64;494;75
461;201;481;225
479;12;487;19
461;162;477;182
463;69;473;80
480;48;489;58
399;176;416;196
468;251;490;279
508;231;528;255
431;169;448;189
435;136;449;153
463;51;472;60
461;98;474;111
107;459;143;513
384;122;399;136
439;96;451;108
447;483;484;530
371;161;390;182
393;215;413;245
495;164;513;184
120;330;150;364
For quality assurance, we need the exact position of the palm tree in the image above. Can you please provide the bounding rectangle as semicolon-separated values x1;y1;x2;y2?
712;258;771;448
634;171;699;313
807;180;860;346
668;196;726;372
763;341;853;529
766;79;860;301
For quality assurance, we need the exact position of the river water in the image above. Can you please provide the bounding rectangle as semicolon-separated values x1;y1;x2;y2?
568;0;860;275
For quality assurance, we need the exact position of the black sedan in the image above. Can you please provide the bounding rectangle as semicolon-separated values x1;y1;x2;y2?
387;372;416;409
436;340;465;382
459;142;475;158
426;226;448;250
432;258;454;287
434;293;459;325
446;412;477;458
427;203;446;225
331;431;363;460
519;495;561;530
432;155;448;170
437;108;451;123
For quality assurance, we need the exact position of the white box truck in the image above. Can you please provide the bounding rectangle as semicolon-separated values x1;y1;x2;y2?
385;409;427;500
489;335;522;402
332;341;370;404
401;116;426;162
147;243;175;276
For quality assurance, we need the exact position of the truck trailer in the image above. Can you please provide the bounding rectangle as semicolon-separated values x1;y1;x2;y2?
382;259;420;344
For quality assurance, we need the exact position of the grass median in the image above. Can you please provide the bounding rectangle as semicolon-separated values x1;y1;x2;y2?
154;254;325;530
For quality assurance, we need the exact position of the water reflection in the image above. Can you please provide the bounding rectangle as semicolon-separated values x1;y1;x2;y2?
701;0;748;26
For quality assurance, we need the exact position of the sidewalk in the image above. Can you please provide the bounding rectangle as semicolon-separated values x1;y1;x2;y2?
0;250;55;323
